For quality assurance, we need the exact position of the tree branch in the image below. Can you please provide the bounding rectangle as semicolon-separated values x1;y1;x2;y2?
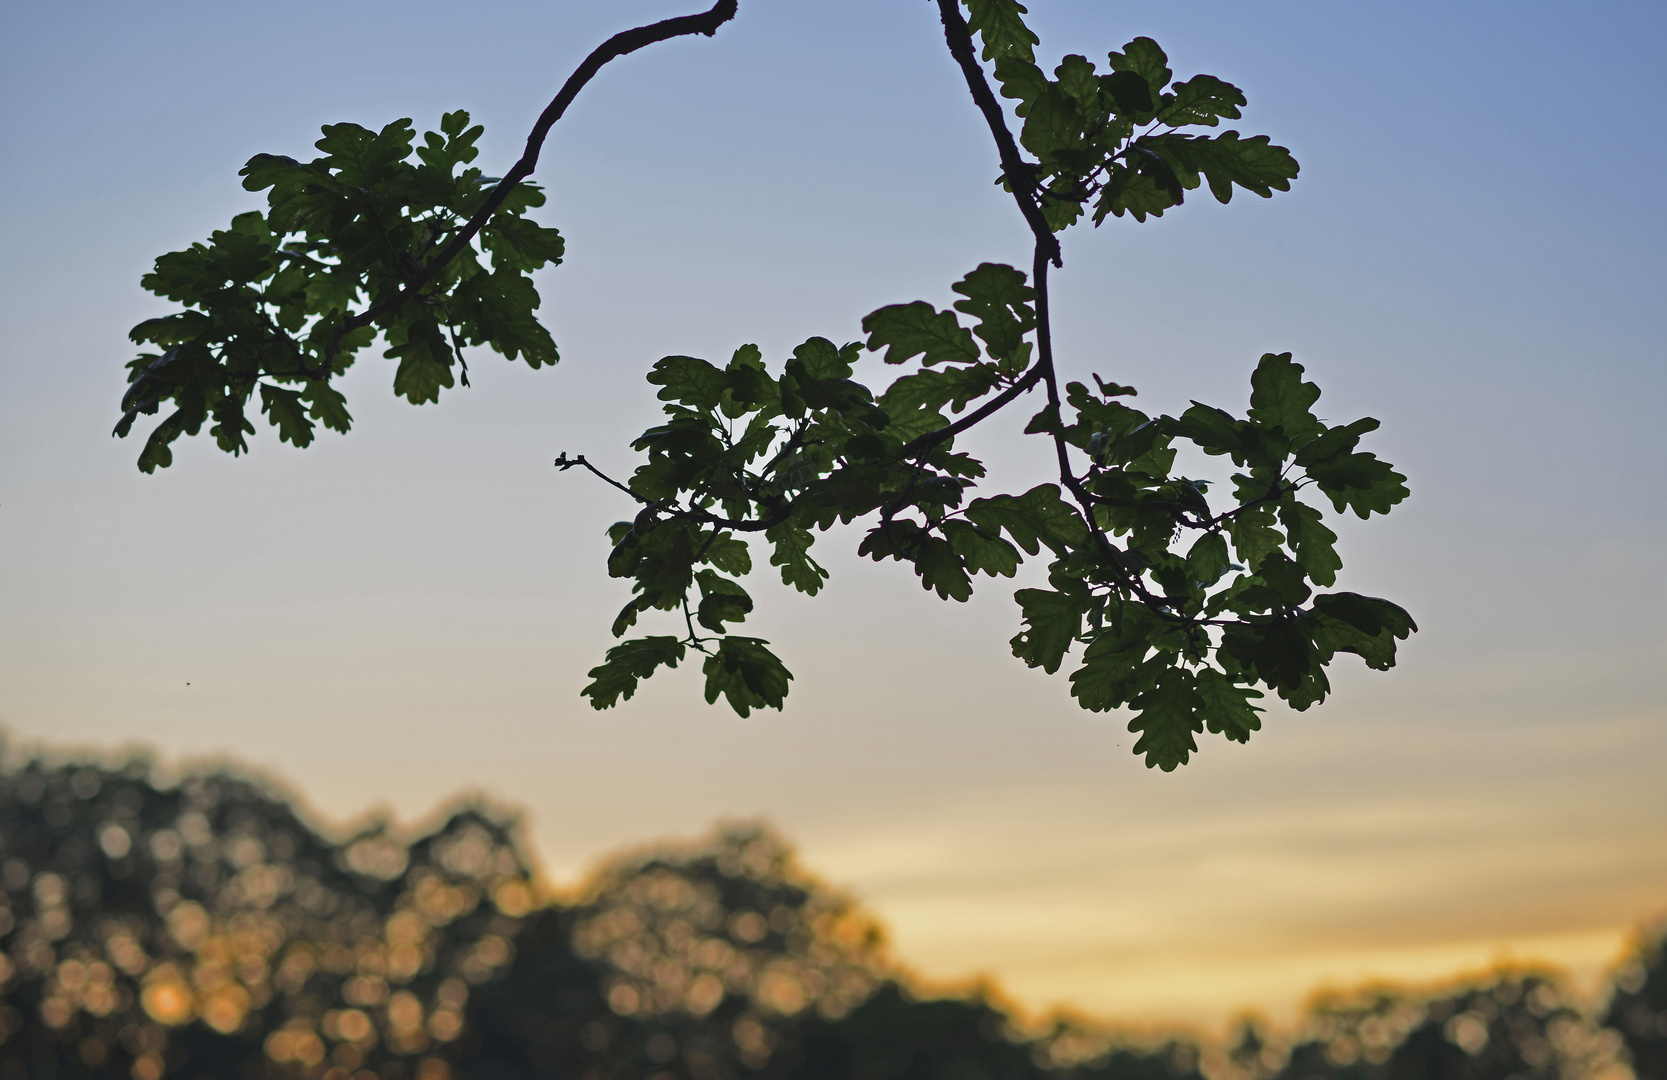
324;0;741;370
897;362;1046;460
554;453;644;502
934;0;1061;267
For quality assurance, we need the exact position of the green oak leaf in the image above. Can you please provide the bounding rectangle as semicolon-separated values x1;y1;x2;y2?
880;363;1002;418
1306;451;1410;519
1152;131;1299;203
1219;621;1327;709
1194;667;1263;743
1010;586;1087;674
862;302;980;367
1247;352;1322;442
1255;551;1312;605
1094;162;1184;222
790;336;857;380
766;524;828;595
701;532;752;576
1157;74;1245;128
942;520;1021;579
695;570;753;633
1280;499;1341;587
963;484;1087;556
259;384;315;448
649;355;729;411
702;637;792;717
1128;666;1205;771
1185;532;1230;588
583;636;686;710
1068;608;1159;712
950;263;1036;362
962;0;1039;62
1226;502;1284;566
1106;38;1173;103
992;56;1049;115
301;381;352;433
1311;592;1417;670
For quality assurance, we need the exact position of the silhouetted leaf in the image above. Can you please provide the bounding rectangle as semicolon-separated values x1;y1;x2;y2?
702;637;791;716
1128;667;1204;770
583;636;686;709
862;302;980;367
1247;352;1322;442
963;0;1039;62
964;485;1086;556
1009;587;1086;673
1157;74;1245;127
1195;667;1263;743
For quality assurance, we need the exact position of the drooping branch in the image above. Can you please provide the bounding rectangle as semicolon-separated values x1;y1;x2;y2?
324;0;741;370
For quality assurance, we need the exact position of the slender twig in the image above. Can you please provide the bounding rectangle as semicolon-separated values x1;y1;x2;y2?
554;453;792;533
678;505;792;534
320;0;740;373
554;453;643;501
897;361;1046;459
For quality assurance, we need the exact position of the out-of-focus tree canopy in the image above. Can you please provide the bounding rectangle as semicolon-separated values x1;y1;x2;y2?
1604;925;1667;1080
0;753;1654;1080
0;754;1203;1080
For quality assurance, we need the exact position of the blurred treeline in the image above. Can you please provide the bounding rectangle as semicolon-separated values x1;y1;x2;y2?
0;754;1661;1080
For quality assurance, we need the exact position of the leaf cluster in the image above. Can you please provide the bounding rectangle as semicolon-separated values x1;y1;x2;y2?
970;7;1298;226
579;264;1047;717
116;111;563;471
119;1;1414;772
585;268;1412;768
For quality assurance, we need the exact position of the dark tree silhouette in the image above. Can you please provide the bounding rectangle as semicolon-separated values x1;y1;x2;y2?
1270;976;1626;1080
1603;925;1667;1080
0;754;1206;1080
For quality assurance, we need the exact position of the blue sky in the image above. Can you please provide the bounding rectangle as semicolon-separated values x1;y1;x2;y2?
2;0;1665;1028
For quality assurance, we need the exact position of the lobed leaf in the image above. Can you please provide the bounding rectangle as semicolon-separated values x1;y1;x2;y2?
1247;352;1322;442
1194;667;1263;743
1279;499;1340;587
950;263;1036;362
1009;586;1087;674
1106;38;1173;103
767;524;829;595
862;302;980;367
963;484;1087;556
962;0;1039;62
942;520;1022;579
259;384;315;448
1157;74;1246;128
1127;666;1205;770
583;636;687;710
702;637;792;717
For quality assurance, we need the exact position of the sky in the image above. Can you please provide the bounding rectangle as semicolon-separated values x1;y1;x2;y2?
2;0;1666;1034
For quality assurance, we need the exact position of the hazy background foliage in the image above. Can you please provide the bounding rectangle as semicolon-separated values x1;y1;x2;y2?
0;752;1660;1080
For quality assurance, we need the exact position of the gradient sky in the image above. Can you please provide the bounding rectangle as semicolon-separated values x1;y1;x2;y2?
3;0;1665;1033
